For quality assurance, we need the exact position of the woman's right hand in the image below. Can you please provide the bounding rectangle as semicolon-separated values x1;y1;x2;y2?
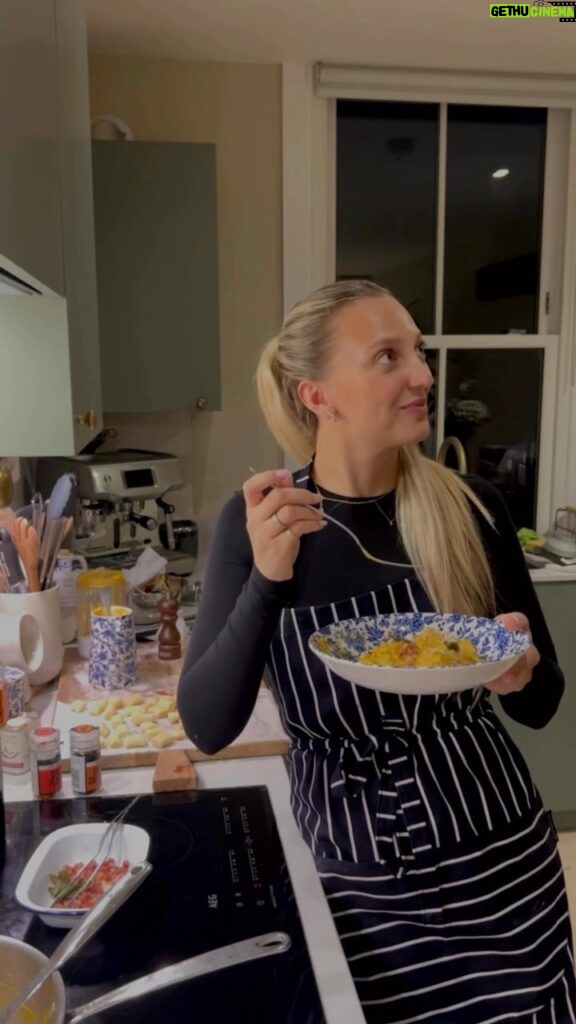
243;469;326;581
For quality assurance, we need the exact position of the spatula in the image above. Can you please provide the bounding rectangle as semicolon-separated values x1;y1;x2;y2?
8;517;40;593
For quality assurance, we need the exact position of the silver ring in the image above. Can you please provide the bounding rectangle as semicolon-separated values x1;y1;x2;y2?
274;511;296;538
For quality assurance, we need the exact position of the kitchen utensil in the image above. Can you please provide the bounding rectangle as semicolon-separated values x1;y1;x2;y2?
308;612;531;696
0;584;62;686
66;932;291;1024
319;509;411;567
0;530;28;594
40;517;74;590
0;467;13;509
0;861;152;1024
0;936;65;1024
31;492;44;538
46;474;76;522
48;796;141;909
8;518;40;593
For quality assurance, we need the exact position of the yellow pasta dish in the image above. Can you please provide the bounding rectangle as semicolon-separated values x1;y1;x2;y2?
358;627;480;668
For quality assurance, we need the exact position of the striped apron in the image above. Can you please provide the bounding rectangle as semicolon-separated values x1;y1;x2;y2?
265;577;576;1023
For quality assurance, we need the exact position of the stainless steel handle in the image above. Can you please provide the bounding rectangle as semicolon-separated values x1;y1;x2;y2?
0;862;152;1024
67;932;291;1024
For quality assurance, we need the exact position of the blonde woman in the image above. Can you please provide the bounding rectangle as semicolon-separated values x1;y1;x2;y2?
178;281;574;1022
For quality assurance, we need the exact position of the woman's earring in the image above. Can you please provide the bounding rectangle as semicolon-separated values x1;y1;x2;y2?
327;408;340;423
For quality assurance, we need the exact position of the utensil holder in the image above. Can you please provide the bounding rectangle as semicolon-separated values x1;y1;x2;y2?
0;586;62;686
89;607;137;690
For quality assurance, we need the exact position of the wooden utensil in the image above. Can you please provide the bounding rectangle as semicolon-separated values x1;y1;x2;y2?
0;466;13;508
153;750;198;792
8;517;40;592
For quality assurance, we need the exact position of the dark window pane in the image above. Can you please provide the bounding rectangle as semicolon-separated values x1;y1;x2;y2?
444;349;543;528
443;105;546;335
336;100;438;334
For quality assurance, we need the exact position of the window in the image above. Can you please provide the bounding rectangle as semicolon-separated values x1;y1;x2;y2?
333;96;564;531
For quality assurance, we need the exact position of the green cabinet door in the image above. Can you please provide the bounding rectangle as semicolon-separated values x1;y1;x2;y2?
0;0;63;294
494;582;576;826
92;142;221;413
0;0;102;456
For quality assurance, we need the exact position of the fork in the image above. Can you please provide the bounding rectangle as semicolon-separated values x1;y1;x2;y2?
248;465;412;568
316;509;412;568
51;796;141;908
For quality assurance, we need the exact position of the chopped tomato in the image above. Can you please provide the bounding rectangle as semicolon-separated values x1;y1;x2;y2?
48;857;130;909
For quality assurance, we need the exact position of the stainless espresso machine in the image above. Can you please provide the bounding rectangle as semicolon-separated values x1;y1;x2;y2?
34;450;198;624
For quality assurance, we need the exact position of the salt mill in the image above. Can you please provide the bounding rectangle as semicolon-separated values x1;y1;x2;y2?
157;593;182;661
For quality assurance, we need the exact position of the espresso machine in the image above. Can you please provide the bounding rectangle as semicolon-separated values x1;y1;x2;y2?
33;450;198;623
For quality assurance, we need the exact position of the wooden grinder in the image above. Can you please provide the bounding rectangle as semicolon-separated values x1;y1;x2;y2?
157;593;182;661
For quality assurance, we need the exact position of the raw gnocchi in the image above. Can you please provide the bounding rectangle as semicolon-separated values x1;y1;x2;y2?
65;690;185;753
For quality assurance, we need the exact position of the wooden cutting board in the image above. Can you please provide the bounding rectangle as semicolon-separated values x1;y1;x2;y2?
47;647;290;770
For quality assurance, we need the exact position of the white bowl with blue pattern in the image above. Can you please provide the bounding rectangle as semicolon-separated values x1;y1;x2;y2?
308;613;531;695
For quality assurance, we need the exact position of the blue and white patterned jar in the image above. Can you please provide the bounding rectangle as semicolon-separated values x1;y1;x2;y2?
88;606;137;690
1;666;26;720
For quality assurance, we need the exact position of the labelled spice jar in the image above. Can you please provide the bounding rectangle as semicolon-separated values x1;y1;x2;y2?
0;712;39;780
30;727;62;798
70;724;101;795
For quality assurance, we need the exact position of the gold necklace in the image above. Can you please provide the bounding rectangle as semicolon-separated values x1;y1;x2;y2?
315;491;396;527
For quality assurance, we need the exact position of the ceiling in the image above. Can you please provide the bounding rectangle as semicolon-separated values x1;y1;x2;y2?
86;0;576;75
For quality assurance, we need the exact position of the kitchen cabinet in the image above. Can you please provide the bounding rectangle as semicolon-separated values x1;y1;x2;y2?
495;581;576;826
92;141;221;413
0;0;102;456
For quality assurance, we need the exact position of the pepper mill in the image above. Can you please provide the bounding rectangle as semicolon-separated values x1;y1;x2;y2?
157;594;182;661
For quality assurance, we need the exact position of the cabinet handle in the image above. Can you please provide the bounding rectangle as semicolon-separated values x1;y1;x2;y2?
74;410;98;429
196;397;207;410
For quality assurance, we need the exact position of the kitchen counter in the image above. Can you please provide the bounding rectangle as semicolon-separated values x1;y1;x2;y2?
529;565;576;583
3;756;366;1024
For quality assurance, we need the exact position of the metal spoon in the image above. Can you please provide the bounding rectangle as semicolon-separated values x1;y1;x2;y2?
67;932;291;1024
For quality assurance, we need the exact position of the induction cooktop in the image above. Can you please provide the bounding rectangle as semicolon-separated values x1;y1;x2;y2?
0;787;326;1024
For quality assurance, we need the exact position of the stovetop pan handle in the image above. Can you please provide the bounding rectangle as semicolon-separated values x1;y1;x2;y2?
67;932;291;1024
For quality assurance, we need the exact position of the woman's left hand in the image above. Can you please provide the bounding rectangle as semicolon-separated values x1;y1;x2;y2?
486;612;540;694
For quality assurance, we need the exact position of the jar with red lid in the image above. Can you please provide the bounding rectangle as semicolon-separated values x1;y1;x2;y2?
70;724;101;794
30;727;62;798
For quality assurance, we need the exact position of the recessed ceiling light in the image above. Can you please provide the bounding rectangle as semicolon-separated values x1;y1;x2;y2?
492;168;510;179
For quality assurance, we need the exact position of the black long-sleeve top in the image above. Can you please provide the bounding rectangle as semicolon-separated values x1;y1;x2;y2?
177;474;564;754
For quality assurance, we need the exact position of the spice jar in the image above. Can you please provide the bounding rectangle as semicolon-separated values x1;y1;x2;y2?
0;712;39;780
30;727;62;798
70;724;101;794
76;569;126;659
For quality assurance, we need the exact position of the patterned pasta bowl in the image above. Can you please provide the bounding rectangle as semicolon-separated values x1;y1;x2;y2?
308;613;531;695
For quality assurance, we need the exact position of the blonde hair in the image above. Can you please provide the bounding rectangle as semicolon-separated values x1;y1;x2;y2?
256;280;495;616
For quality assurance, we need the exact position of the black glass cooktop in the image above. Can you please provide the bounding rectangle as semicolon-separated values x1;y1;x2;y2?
1;788;326;1024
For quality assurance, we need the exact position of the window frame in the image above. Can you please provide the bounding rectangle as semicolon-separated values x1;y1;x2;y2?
282;63;576;534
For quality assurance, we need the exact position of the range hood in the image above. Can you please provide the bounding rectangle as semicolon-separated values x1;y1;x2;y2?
0;266;40;296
